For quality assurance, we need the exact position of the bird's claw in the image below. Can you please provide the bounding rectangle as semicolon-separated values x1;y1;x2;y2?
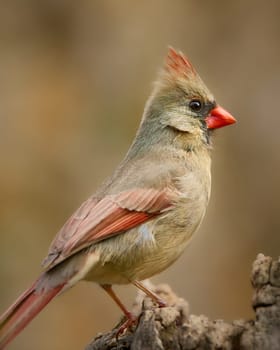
157;299;166;308
115;313;138;339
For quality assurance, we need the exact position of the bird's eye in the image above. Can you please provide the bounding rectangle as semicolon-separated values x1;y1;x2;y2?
189;99;203;112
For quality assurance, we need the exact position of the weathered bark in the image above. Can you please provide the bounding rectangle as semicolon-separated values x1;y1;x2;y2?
85;254;280;350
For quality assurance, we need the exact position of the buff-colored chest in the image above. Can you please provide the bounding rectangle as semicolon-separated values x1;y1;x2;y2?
85;152;211;285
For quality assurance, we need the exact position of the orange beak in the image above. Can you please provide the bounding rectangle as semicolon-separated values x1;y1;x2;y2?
206;105;236;129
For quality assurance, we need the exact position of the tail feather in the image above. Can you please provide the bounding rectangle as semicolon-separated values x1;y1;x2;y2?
0;277;65;349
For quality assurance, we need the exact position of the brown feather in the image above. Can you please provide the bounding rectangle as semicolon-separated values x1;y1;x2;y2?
42;188;175;269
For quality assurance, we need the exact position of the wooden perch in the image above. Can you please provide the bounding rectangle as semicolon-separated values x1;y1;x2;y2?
85;254;280;350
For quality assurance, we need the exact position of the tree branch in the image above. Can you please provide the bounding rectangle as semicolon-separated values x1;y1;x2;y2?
85;254;280;350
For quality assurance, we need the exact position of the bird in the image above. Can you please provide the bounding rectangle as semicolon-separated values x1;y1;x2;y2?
0;47;236;349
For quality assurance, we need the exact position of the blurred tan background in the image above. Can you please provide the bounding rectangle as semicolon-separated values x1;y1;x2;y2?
0;1;280;349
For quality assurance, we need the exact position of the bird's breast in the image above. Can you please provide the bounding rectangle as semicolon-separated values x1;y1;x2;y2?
85;152;212;284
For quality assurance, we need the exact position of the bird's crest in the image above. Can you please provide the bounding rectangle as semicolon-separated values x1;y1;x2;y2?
165;47;196;79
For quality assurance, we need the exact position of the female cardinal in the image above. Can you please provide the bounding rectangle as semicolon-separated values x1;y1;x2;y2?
0;47;236;348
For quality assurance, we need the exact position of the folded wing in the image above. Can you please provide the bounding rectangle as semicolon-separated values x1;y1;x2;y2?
43;187;175;269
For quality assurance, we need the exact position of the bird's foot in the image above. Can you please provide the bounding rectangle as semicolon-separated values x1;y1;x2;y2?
133;280;167;308
156;298;167;308
115;312;138;339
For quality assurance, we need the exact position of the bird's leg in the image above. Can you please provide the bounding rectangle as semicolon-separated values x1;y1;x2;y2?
132;280;166;307
100;284;137;337
101;284;132;319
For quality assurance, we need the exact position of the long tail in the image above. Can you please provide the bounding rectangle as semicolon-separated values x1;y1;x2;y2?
0;275;65;349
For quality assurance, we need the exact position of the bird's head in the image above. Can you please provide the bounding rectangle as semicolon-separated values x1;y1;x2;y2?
142;47;236;148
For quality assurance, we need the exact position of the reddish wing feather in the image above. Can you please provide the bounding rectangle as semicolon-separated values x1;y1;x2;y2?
43;188;174;269
42;197;99;268
63;209;153;256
